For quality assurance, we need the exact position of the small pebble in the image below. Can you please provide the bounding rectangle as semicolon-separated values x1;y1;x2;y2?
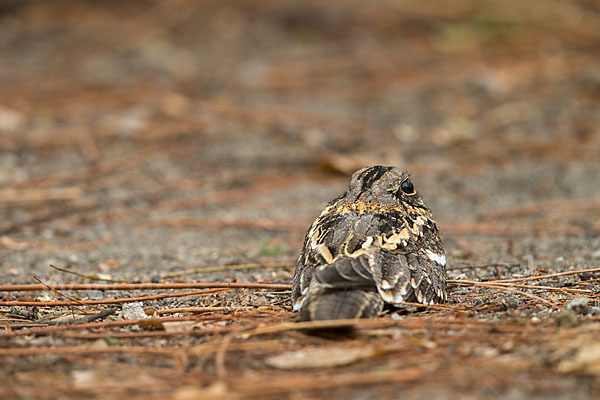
120;302;148;320
555;309;579;327
502;297;519;310
85;290;105;300
566;297;589;315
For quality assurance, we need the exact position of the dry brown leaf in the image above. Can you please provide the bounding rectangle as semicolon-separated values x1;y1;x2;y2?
138;319;165;330
265;345;379;369
99;259;120;269
0;236;29;251
318;153;377;176
87;273;114;281
144;306;159;317
174;381;228;400
557;342;600;375
162;321;199;333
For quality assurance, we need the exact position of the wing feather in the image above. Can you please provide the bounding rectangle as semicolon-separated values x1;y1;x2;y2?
372;250;446;306
313;252;376;289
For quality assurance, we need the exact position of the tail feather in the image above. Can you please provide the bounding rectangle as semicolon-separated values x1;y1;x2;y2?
298;253;383;322
313;256;374;288
299;287;383;322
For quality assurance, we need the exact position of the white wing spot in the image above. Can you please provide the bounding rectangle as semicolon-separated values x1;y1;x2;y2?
426;250;446;266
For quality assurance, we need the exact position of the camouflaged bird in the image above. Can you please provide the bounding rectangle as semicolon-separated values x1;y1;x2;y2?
292;166;447;322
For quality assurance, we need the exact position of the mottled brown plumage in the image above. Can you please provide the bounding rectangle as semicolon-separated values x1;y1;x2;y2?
292;166;446;322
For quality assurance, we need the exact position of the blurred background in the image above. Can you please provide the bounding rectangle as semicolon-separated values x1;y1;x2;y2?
0;0;599;281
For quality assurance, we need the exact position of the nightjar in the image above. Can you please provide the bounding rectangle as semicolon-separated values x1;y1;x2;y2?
292;166;446;322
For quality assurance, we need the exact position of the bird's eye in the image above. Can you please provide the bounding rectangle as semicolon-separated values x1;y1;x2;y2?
400;179;415;195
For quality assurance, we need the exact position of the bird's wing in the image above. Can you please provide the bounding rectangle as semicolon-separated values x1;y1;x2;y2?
292;208;446;311
292;211;378;311
374;249;447;306
310;237;447;306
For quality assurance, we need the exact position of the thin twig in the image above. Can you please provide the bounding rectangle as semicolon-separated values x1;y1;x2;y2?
49;307;119;326
0;282;292;292
49;264;131;283
450;280;561;309
0;288;230;306
0;316;196;338
33;275;101;311
216;327;251;379
5;145;159;191
489;267;600;283
479;197;600;220
0;339;287;357
449;279;591;294
59;325;239;339
141;216;306;232
0;345;176;357
392;301;468;312
157;306;257;314
446;263;521;271
223;367;424;398
161;262;293;279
